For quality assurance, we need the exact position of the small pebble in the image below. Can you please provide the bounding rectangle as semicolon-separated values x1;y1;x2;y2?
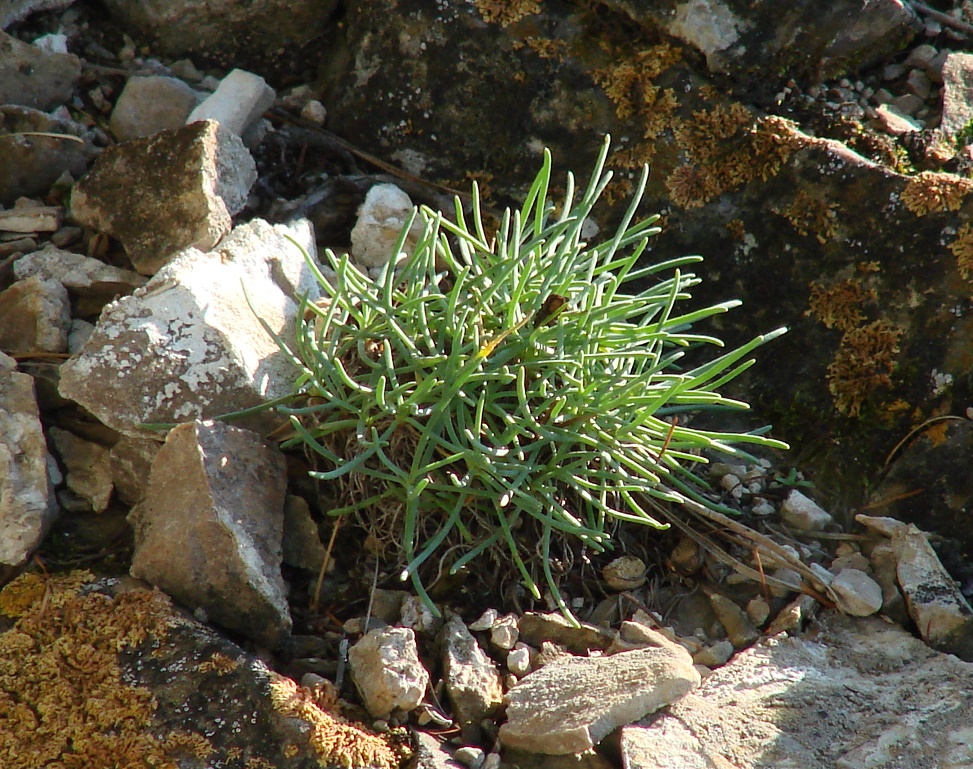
51;226;83;248
693;639;734;667
602;555;647;590
832;569;884;617
780;490;832;531
709;593;759;648
746;596;771;626
300;99;327;126
454;746;485;769
482;753;501;769
469;608;498;632
507;644;531;677
490;614;519;650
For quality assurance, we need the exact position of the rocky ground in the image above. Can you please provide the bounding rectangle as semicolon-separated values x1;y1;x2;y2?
5;0;973;767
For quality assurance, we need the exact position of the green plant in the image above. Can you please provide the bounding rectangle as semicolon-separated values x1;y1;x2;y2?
268;136;787;620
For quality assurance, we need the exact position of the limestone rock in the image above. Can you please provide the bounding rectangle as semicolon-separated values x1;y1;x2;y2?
348;626;429;718
110;75;200;142
57;218;318;438
441;613;504;741
0;29;79;111
708;593;759;648
780;489;832;531
621;612;973;768
0;571;402;769
499;643;700;754
0;274;70;353
891;523;973;661
0;105;96;207
518;611;616;655
188;68;275;140
48;427;113;513
489;613;519;651
108;434;161;506
350;183;422;269
831;568;883;617
70;120;256;275
602;555;647;591
281;493;326;572
14;244;147;316
0;352;57;566
940;52;973;142
128;419;290;648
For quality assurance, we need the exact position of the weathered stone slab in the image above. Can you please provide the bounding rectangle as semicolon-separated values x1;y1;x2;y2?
499;641;700;754
48;426;113;513
0;29;80;111
348;626;429;718
621;612;973;769
0;274;70;353
441;612;504;742
128;419;290;647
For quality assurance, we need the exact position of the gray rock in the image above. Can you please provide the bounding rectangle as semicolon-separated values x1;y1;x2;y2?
0;274;70;353
874;103;924;135
0;29;80;111
188;68;275;140
57;218;317;438
0;351;57;566
48;426;113;513
0;106;95;207
281;493;327;572
441;612;503;742
413;729;464;769
905;68;933;100
110;75;200;142
348;626;429;718
489;613;519;650
892;523;973;661
128;419;291;648
0;0;74;28
518;611;616;655
708;593;759;648
780;489;832;531
831;568;883;617
499;643;700;754
350;183;422;269
14;244;147;316
108;434;161;506
602;555;647;591
621;612;973;769
941;52;973;142
70;120;256;275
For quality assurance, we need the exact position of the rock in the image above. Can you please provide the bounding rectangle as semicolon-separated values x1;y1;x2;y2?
57;218;318;438
13;244;147;316
413;729;464;769
0;204;61;233
905;68;933;100
109;75;200;142
48;426;113;513
499;643;700;754
489;613;519;650
70;120;256;275
602;555;647;590
128;419;291;648
453;746;485;769
0;0;74;28
350;183;422;269
468;607;498;632
507;644;532;677
890;92;925;116
108;434;161;506
873;103;923;135
518;611;616;655
188;68;275;140
708;593;760;648
0;571;403;769
401;594;442;635
941;52;973;141
0;351;57;566
621;611;973;768
348;626;429;718
0;274;70;353
0;29;80;111
692;640;734;668
500;750;616;769
831;568;884;617
745;596;771;626
891;523;973;661
0;105;96;207
780;489;832;531
281;493;327;572
96;0;340;67
441;612;504;742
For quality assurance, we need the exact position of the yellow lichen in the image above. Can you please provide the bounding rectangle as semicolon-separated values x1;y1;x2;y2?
0;571;206;769
901;171;973;216
268;674;404;769
726;218;746;241
474;0;540;26
197;650;240;676
524;36;567;59
806;279;876;332
827;320;903;417
774;190;838;243
949;222;973;281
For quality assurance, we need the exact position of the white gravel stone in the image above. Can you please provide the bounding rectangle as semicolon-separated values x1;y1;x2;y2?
780;489;832;531
490;613;519;650
188;68;275;138
831;569;884;617
348;626;429;718
350;183;422;268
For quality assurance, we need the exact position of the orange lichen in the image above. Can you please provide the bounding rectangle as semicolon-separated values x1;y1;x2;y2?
524;36;567;59
197;650;240;675
901;171;973;216
827;320;903;417
774;190;838;243
949;223;973;281
666;164;721;209
0;571;207;769
268;674;404;769
806;279;876;332
726;219;746;241
474;0;540;26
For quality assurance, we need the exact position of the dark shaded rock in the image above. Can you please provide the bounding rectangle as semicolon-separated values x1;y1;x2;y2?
0;274;70;353
0;29;80;111
0;105;96;207
0;571;403;768
128;419;291;648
